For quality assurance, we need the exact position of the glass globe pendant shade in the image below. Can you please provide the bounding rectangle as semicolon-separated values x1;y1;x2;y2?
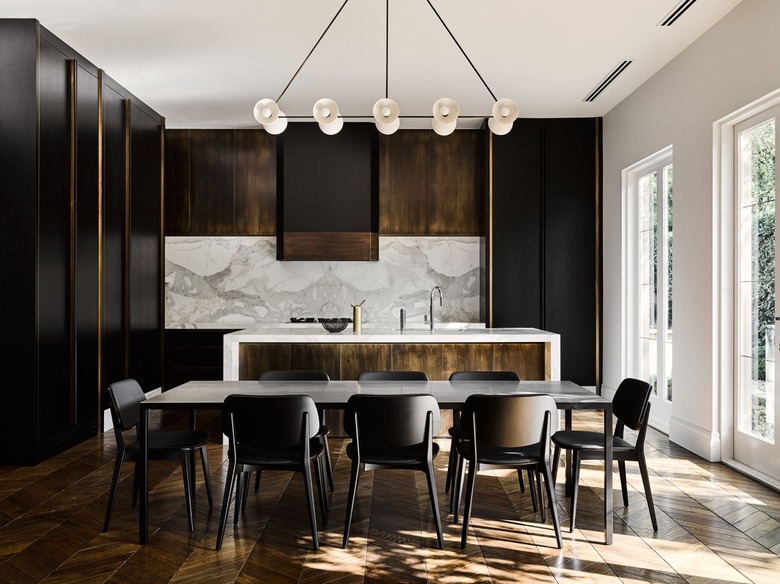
253;98;280;125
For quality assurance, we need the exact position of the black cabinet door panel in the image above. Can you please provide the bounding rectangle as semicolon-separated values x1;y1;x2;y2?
38;39;73;443
75;63;100;427
544;122;598;385
491;127;544;328
128;104;162;391
102;82;128;392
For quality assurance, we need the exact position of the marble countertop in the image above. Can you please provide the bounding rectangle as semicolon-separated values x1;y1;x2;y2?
222;326;561;381
224;325;554;343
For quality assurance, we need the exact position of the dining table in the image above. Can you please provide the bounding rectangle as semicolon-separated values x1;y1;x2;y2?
137;379;613;545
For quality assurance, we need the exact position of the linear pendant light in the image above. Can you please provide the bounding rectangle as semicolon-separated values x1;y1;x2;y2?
252;0;518;136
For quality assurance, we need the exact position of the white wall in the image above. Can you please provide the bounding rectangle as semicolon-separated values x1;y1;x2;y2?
603;0;780;460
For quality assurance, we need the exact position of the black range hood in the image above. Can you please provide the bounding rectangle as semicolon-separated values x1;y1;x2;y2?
277;122;378;261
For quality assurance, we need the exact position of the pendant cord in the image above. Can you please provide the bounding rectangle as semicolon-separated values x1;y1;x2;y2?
276;0;351;103
424;0;497;102
385;0;389;99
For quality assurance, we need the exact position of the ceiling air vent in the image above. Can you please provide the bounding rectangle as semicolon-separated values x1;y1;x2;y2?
659;0;698;26
582;60;633;102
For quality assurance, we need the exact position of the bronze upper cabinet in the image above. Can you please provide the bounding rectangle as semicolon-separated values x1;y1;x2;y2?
379;129;483;235
164;129;276;236
379;131;429;235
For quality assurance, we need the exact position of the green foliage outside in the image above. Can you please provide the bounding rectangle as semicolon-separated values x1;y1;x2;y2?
749;120;775;438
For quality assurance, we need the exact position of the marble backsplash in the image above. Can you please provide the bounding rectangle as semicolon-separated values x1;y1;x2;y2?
165;236;482;326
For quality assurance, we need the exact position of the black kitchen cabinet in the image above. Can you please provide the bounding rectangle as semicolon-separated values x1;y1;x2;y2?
485;118;601;387
101;73;165;418
277;122;379;260
165;329;240;389
0;20;163;464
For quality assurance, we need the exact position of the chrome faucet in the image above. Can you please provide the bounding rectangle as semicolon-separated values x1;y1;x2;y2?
429;286;443;331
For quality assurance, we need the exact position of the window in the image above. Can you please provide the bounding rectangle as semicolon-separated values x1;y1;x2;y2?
625;147;673;422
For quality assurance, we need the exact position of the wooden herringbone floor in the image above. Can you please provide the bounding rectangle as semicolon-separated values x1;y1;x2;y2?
1;409;780;583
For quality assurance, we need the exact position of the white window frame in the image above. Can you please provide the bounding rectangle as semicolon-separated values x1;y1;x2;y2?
622;145;673;433
714;87;780;485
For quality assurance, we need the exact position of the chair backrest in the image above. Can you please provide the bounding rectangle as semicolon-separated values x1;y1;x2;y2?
461;394;557;448
344;394;441;448
259;370;330;381
449;371;520;381
612;378;652;432
222;394;320;449
358;371;429;381
107;379;146;432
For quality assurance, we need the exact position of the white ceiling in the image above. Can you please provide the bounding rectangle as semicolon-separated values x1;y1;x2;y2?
2;0;744;129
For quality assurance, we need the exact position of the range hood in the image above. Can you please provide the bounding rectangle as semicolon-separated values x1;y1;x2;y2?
277;123;378;261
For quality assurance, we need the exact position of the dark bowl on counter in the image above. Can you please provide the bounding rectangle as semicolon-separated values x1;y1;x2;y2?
319;317;352;333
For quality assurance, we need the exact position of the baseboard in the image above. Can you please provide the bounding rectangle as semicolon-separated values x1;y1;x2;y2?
668;414;721;462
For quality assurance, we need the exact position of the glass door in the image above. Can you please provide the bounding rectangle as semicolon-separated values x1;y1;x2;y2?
634;157;674;428
734;106;779;479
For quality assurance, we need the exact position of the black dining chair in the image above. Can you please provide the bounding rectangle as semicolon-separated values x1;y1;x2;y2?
342;393;444;549
551;377;657;532
445;371;523;504
357;370;429;381
454;393;563;549
103;378;213;532
215;394;328;551
258;370;334;492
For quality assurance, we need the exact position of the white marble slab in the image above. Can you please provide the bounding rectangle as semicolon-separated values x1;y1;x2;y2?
222;327;560;382
165;236;481;327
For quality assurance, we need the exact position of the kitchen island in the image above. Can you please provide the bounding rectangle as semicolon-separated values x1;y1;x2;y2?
223;326;560;382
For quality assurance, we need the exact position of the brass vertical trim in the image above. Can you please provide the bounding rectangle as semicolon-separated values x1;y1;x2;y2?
69;59;77;425
594;118;602;392
160;117;166;387
97;70;104;431
488;131;494;328
124;99;131;377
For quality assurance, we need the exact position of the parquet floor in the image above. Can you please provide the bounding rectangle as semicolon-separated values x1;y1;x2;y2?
1;410;780;583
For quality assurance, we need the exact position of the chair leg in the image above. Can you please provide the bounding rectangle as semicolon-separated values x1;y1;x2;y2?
540;462;563;549
536;469;546;523
569;451;581;533
342;460;361;549
445;436;457;494
618;460;629;507
526;469;538;512
313;458;329;522
552;445;562;487
424;460;444;549
180;452;195;532
103;453;125;532
216;460;237;550
317;454;330;514
321;435;335;492
460;461;478;549
200;446;213;507
240;471;251;514
254;470;262;492
302;457;320;550
452;453;466;521
234;473;244;525
637;452;658;531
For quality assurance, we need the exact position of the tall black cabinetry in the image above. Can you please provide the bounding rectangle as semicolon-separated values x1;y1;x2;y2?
101;74;164;406
485;118;601;387
0;20;163;464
